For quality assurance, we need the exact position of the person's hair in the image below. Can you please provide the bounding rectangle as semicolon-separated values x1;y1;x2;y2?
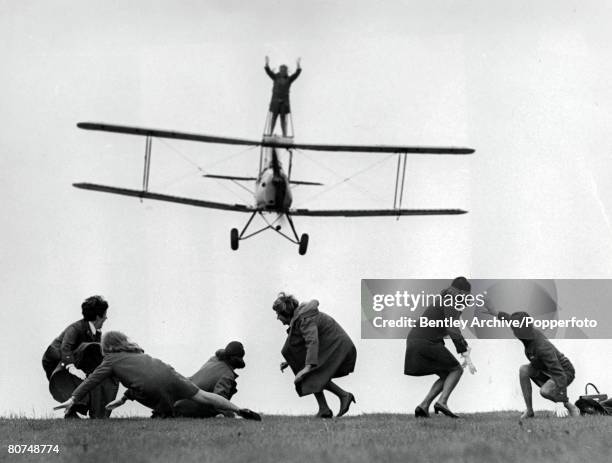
451;276;471;292
215;341;246;370
273;292;299;318
101;331;144;354
81;295;108;321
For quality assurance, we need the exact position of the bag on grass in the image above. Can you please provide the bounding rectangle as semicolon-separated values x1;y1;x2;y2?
575;383;611;416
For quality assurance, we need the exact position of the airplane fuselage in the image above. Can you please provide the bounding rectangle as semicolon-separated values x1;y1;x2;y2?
254;147;293;211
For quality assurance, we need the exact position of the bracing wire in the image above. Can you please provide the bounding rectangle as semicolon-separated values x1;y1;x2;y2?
155;138;255;200
293;149;396;207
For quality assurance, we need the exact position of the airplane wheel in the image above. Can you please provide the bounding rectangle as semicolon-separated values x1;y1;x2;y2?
230;228;239;251
298;233;309;255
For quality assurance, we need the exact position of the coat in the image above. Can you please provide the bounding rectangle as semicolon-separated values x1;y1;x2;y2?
42;319;101;375
72;352;198;416
520;329;575;400
281;300;356;396
172;356;238;417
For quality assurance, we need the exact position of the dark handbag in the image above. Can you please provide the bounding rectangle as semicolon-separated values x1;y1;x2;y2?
575;383;610;415
580;383;608;402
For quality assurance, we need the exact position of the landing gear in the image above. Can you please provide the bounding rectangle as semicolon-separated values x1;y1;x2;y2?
298;233;309;255
229;211;308;254
230;228;239;250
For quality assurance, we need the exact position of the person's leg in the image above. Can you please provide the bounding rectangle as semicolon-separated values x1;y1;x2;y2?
436;366;463;407
270;112;279;135
519;364;535;418
88;377;119;418
324;381;355;417
280;114;287;137
539;379;580;417
324;380;347;399
418;374;445;410
314;391;332;417
191;389;238;413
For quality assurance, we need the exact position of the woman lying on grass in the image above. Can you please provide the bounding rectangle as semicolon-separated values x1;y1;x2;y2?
54;331;261;421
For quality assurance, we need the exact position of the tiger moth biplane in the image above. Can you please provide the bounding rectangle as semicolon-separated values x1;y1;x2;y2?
74;117;474;255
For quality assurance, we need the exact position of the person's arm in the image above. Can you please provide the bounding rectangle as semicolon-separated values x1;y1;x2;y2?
60;324;80;366
289;66;302;83
211;375;238;417
60;324;87;379
213;375;237;400
71;357;114;402
444;307;468;354
294;316;319;383
54;358;114;414
264;56;275;79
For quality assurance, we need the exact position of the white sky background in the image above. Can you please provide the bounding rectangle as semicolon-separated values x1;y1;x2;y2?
2;0;612;417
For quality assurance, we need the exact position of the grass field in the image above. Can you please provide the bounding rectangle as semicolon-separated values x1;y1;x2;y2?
2;413;611;463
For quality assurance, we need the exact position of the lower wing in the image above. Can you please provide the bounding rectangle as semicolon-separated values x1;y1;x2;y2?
289;208;467;216
72;183;257;212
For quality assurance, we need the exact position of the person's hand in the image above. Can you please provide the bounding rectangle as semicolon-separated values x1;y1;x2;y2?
265;55;270;66
280;361;289;372
53;397;75;415
462;356;477;374
294;365;313;384
105;396;127;411
66;365;86;380
554;403;569;418
461;348;477;374
296;57;301;68
237;408;262;421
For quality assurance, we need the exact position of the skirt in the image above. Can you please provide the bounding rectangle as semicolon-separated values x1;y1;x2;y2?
404;338;460;376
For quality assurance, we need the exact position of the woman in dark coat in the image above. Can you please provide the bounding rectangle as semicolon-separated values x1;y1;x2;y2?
273;293;357;418
172;341;245;418
41;295;118;418
404;277;476;419
54;331;261;421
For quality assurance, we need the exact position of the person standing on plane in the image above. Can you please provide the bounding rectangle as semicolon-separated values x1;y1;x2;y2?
265;56;301;137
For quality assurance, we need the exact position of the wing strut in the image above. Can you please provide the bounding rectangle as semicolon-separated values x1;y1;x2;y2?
393;153;408;215
142;136;152;193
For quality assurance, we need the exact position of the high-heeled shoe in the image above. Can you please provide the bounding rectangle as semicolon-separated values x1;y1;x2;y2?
434;402;459;418
414;405;429;418
338;393;356;417
315;409;333;419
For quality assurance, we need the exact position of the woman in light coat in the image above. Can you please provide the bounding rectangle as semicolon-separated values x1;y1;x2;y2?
273;293;357;418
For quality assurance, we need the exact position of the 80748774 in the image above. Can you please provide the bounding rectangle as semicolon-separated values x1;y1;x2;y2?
7;444;59;454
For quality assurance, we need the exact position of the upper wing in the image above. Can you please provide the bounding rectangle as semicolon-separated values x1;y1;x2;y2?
73;183;257;213
289;208;467;217
77;122;474;155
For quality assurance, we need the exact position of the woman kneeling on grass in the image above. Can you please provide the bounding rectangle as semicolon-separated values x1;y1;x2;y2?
54;331;261;421
273;293;357;419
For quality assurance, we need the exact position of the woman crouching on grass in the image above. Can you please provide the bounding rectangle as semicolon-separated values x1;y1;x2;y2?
497;311;580;419
54;331;261;421
273;293;357;419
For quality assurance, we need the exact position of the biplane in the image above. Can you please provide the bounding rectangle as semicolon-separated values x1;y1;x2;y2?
74;116;474;255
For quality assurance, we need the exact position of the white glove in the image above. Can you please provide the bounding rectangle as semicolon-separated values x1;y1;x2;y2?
66;364;86;380
554;403;568;418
